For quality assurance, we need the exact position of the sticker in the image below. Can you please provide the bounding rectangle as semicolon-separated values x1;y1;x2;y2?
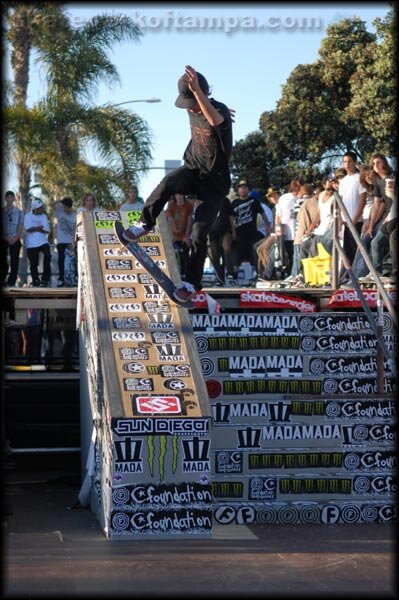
132;395;183;414
105;259;133;270
111;331;145;341
108;287;137;299
105;273;137;283
112;317;141;329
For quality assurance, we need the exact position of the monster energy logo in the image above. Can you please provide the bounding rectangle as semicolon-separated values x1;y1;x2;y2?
145;435;179;480
223;380;321;395
212;482;244;498
206;336;300;351
279;478;352;494
248;452;344;470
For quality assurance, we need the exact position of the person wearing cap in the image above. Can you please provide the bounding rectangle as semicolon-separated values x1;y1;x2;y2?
120;64;233;302
231;180;271;274
23;198;52;287
1;190;24;287
53;197;77;287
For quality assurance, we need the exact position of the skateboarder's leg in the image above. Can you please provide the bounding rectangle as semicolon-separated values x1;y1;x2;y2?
123;167;197;242
186;197;223;290
142;166;197;229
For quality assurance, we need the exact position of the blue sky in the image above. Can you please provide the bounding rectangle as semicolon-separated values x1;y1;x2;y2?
7;2;391;200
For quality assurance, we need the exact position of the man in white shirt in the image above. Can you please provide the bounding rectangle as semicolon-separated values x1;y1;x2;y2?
338;151;367;281
274;179;302;276
24;198;52;287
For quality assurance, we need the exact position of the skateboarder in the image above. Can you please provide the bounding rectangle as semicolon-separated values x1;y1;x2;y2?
120;65;233;302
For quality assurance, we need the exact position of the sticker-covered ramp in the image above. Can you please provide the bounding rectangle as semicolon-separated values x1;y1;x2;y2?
77;210;212;540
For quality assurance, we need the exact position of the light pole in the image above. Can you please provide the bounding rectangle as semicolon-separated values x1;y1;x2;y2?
112;98;161;107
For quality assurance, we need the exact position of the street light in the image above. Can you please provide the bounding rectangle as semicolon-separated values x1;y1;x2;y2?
112;98;161;106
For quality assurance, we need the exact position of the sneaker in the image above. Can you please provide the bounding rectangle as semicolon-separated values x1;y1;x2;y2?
173;282;197;303
122;222;150;242
39;280;50;287
57;279;64;287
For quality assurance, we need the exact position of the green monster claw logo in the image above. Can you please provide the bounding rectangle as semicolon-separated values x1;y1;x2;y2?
146;435;179;480
127;211;142;225
147;435;155;476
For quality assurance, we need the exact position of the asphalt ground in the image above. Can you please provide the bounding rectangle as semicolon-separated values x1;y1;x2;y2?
2;453;397;599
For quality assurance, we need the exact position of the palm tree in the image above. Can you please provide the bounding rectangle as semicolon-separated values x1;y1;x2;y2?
5;3;70;211
5;6;153;207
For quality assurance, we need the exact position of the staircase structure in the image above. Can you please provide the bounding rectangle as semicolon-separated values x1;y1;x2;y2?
77;210;397;538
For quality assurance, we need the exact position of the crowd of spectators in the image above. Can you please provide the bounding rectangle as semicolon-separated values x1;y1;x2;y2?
2;153;397;290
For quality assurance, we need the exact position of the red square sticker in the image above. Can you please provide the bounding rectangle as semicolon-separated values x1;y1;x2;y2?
134;396;182;414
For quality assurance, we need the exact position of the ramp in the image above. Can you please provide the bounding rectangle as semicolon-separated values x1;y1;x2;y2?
77;210;212;539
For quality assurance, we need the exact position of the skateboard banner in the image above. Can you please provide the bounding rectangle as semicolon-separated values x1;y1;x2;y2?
214;448;396;474
328;288;397;308
191;312;395;336
239;290;317;312
203;354;394;379
211;422;396;450
212;501;396;526
211;397;397;426
211;474;395;502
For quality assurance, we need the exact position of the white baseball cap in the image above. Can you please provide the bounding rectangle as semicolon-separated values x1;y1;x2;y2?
31;198;44;210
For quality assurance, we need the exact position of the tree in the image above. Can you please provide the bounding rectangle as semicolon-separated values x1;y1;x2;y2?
257;13;395;174
5;6;153;207
346;11;396;157
230;131;272;192
5;3;70;211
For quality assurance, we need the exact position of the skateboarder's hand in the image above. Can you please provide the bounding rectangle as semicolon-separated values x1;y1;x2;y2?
185;65;201;94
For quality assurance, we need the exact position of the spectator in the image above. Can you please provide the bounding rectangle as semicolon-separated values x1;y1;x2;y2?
21;308;43;363
263;188;280;231
295;192;320;272
379;176;397;282
249;189;273;238
361;153;395;280
309;177;335;256
288;183;314;279
350;166;378;279
208;195;237;285
120;184;144;212
275;178;303;276
77;193;96;214
53;197;77;287
165;193;193;280
231;179;270;273
337;151;367;283
24;198;52;287
1;190;24;287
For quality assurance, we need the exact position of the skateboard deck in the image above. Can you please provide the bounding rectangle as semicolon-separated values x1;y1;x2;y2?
114;220;194;308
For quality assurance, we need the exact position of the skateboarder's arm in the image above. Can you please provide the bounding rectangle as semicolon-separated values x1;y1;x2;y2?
185;65;224;126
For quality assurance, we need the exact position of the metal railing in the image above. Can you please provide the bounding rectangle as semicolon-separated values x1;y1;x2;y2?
330;191;397;386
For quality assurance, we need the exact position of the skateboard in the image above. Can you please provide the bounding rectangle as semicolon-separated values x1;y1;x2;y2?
114;220;194;308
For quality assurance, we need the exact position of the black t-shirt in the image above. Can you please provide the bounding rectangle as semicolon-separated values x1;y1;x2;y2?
373;172;394;214
183;99;232;189
231;196;265;238
209;197;235;239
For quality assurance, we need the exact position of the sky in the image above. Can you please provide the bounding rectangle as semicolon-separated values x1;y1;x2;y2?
6;2;391;200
